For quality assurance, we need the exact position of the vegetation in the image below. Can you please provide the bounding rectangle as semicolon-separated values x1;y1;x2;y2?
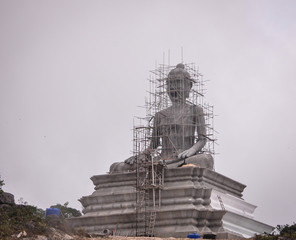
2;175;295;240
50;201;82;218
0;175;4;193
255;223;296;240
0;205;47;239
276;224;296;239
0;176;83;238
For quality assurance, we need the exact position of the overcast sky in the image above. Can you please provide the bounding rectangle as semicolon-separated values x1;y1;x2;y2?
1;0;295;227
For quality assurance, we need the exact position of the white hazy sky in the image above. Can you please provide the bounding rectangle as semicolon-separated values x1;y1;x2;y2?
1;0;295;227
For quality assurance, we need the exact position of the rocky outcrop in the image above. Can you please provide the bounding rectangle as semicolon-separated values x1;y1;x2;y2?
0;191;15;205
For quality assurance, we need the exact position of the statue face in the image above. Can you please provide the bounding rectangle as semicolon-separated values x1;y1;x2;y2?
167;78;192;103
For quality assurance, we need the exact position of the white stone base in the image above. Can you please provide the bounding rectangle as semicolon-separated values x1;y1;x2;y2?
69;167;273;238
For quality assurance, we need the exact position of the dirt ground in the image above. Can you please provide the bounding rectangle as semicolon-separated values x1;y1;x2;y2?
72;236;242;240
75;238;213;240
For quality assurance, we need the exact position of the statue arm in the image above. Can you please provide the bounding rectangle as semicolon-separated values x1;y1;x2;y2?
193;106;207;151
178;106;207;159
124;113;161;166
150;113;160;149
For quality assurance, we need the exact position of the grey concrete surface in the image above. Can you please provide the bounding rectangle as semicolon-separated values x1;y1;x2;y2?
69;167;272;238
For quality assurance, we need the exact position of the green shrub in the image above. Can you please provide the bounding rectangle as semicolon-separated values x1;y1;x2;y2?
0;175;4;193
255;223;296;240
277;223;296;238
50;202;82;218
0;205;47;239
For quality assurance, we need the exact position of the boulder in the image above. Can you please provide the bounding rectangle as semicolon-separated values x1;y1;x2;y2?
0;191;15;205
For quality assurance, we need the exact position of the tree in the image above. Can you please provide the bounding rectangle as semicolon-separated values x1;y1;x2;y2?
50;202;82;218
255;223;296;240
0;175;4;193
277;223;296;238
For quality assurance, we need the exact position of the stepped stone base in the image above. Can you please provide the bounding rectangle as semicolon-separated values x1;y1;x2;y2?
69;167;273;238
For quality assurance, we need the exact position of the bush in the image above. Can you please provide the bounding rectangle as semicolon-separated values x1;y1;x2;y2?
50;202;82;218
255;223;296;240
0;175;4;193
277;223;296;239
0;205;47;239
254;234;278;240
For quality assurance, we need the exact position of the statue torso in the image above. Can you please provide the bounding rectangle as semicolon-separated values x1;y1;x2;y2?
154;104;200;159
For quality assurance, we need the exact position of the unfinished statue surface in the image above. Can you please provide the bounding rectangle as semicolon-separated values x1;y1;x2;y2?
71;62;274;238
110;63;213;173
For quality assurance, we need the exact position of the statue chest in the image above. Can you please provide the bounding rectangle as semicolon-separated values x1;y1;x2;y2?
157;114;195;136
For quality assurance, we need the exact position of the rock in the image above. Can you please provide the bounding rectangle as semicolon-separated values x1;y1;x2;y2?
35;236;48;240
0;191;15;205
16;230;27;238
48;227;74;240
0;203;12;209
63;234;73;240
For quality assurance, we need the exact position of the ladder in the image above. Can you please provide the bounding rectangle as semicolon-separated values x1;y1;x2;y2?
147;210;157;236
217;195;225;210
136;158;164;236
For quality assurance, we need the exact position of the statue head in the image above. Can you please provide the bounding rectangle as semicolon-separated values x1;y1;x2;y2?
167;63;193;103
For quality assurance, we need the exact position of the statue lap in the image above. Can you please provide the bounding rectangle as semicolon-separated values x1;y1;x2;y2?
166;154;214;170
109;153;213;173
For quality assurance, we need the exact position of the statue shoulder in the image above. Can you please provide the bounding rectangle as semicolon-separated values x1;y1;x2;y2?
156;107;172;117
192;104;204;117
191;104;203;112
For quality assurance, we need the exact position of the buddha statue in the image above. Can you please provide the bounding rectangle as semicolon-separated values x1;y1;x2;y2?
110;63;213;173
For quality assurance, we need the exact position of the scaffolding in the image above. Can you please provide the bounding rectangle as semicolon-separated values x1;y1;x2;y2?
144;63;216;157
134;125;165;236
134;62;216;236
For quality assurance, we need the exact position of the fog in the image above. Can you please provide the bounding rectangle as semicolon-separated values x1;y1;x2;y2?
1;0;296;227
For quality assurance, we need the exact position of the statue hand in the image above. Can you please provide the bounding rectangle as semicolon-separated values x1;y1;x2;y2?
125;156;135;165
124;148;152;166
178;147;196;159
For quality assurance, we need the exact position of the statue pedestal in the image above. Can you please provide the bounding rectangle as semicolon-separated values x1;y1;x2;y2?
69;167;273;238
